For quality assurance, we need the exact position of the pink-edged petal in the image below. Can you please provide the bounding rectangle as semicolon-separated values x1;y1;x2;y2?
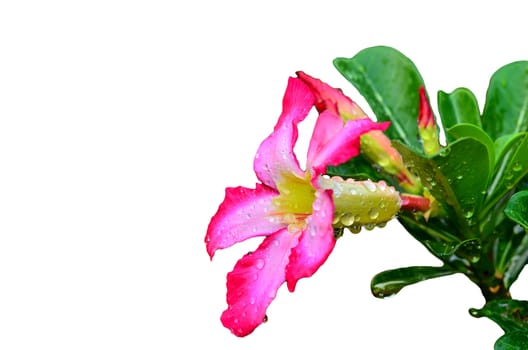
206;184;284;258
254;77;315;188
308;117;390;177
296;71;369;120
221;228;300;337
306;109;344;168
285;189;336;292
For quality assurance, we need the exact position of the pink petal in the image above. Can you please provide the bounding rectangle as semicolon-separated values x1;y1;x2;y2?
221;228;300;336
285;190;335;292
254;77;315;188
308;117;390;177
296;71;369;120
306;109;344;168
206;184;285;258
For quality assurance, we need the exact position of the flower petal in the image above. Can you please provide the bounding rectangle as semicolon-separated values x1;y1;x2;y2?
308;116;390;177
296;70;369;120
221;228;299;336
306;109;344;169
285;189;335;292
254;77;314;188
206;184;284;258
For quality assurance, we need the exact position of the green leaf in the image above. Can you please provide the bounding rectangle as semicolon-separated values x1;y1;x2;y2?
326;154;384;181
395;137;491;236
447;123;495;166
371;265;454;298
484;133;528;219
503;230;528;289
482;61;528;141
334;46;426;150
438;88;482;143
495;331;528;350
505;191;528;229
470;299;528;333
424;238;482;263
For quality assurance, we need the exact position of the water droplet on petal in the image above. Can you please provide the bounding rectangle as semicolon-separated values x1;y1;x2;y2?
256;258;265;270
368;208;379;220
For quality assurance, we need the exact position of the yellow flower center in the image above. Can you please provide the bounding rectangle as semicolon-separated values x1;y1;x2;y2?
270;172;315;231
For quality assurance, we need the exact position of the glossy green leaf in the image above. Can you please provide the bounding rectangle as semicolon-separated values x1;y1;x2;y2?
482;61;528;141
505;191;528;229
483;133;528;219
495;331;528;350
447;123;495;166
424;238;482;263
470;299;528;333
395;137;490;236
334;46;426;150
503;230;528;289
326;154;384;181
371;265;454;298
438;88;482;143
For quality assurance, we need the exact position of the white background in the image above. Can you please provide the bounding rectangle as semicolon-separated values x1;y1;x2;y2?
1;1;528;349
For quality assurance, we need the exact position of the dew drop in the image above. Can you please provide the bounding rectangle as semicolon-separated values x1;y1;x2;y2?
376;222;387;228
513;162;523;172
349;224;361;234
340;213;355;226
439;148;451;157
365;223;376;230
365;181;377;192
456;174;463;180
368;208;379;220
256;258;265;270
464;208;474;219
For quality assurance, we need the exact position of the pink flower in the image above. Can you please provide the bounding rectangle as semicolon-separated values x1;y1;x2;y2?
206;77;388;336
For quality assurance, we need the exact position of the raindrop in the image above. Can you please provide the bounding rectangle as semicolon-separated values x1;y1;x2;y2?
340;213;355;226
376;222;387;228
262;315;268;323
256;258;265;270
456;174;463;180
464;208;475;219
505;172;514;180
368;208;379;220
349;224;361;234
365;181;377;192
513;162;523;172
365;223;376;231
439;148;451;157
